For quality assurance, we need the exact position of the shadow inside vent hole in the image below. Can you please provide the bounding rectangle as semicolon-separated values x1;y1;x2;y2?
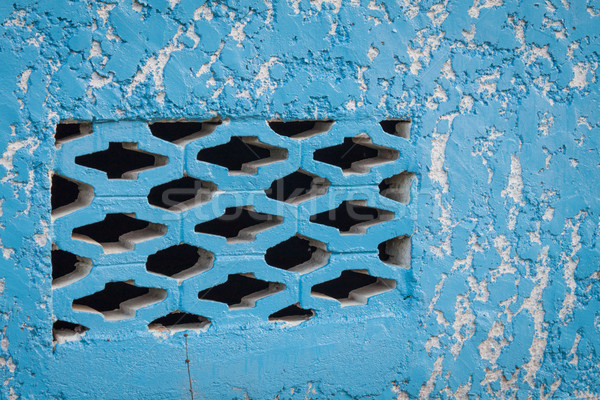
265;170;329;204
265;236;314;270
73;213;148;243
197;273;284;309
51;174;93;218
379;172;415;204
195;207;282;242
71;213;166;253
55;122;92;143
314;137;378;170
75;142;165;179
52;320;89;343
51;248;92;288
147;176;217;211
268;304;315;323
267;120;333;139
311;270;396;306
72;281;167;320
51;175;79;211
196;136;287;174
310;201;393;233
146;244;213;280
379;119;411;139
264;235;329;274
149;119;221;144
148;311;210;332
378;236;411;268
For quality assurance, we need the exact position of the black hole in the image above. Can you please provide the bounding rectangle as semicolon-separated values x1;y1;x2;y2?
265;236;315;270
73;213;149;244
75;142;158;179
55;122;91;142
52;249;78;281
312;270;377;300
268;121;317;137
51;175;80;211
148;177;215;210
379;119;411;138
73;282;149;313
52;320;88;340
310;201;386;232
149;312;209;328
196;137;271;171
268;120;333;139
146;244;203;277
266;171;313;202
149;121;220;143
197;274;269;306
195;207;278;239
269;304;314;321
313;137;378;170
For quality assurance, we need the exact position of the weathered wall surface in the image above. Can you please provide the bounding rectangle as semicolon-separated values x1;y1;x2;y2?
1;0;599;398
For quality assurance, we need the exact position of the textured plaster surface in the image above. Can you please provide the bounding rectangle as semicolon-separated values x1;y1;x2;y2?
1;0;600;398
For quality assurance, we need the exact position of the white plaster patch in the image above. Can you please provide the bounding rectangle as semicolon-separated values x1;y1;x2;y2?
559;214;583;321
468;0;503;18
18;69;31;93
419;355;444;399
255;57;280;96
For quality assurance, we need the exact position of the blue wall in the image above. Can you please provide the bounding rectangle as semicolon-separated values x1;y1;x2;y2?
1;0;599;398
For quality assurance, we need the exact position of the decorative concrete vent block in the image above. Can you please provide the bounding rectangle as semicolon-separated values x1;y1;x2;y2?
51;119;415;338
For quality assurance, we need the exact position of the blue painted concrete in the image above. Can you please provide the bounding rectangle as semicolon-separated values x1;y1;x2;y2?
1;0;599;398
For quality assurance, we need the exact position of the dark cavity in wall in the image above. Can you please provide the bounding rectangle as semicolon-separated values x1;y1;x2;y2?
75;142;165;179
310;201;392;233
72;213;149;244
314;137;379;170
312;270;377;300
195;207;282;241
267;120;334;139
73;281;151;313
269;304;315;322
379;119;411;139
149;119;221;145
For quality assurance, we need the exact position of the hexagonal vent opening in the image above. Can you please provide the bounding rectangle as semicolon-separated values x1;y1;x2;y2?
311;270;396;306
71;213;167;253
379;119;411;139
197;273;285;310
195;206;282;242
309;200;394;234
268;304;315;324
148;176;217;212
265;170;329;204
52;320;89;344
55;122;92;145
146;244;213;281
379;172;415;204
313;135;398;174
75;142;167;179
378;236;411;268
51;174;94;219
265;235;329;274
148;311;211;333
149;119;221;145
268;120;333;139
73;281;167;320
197;136;287;174
51;246;92;289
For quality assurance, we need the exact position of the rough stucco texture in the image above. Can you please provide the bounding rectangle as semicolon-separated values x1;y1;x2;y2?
1;0;600;398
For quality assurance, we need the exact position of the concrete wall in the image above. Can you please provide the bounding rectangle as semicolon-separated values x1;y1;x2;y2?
1;0;599;398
